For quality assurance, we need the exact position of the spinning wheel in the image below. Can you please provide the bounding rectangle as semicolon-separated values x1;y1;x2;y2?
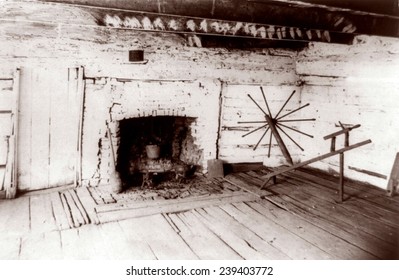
239;87;315;165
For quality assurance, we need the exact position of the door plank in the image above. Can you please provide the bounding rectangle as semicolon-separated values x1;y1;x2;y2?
17;68;33;190
30;69;51;189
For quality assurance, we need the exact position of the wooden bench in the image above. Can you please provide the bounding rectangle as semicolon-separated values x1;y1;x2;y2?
261;124;371;202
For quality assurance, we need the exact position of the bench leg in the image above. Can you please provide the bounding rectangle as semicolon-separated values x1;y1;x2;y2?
338;152;344;203
387;179;397;197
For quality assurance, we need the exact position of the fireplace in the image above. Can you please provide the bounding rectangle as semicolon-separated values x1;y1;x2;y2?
81;79;221;188
116;116;200;188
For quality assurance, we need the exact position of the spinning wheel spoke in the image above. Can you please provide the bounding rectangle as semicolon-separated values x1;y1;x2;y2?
238;121;268;124
254;127;270;151
278;123;314;138
276;124;305;151
279;118;316;123
247;94;268;116
276;103;310;120
275;90;296;119
242;124;268;138
239;88;315;164
260;87;273;117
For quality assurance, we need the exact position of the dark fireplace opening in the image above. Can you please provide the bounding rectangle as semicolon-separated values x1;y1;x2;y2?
116;116;200;189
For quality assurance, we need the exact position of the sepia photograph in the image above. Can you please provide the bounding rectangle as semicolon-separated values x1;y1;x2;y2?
0;1;398;277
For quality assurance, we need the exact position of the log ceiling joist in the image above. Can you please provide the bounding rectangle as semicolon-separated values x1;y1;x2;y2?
11;0;399;47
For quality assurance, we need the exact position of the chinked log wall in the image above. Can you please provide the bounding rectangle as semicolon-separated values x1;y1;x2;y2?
296;36;399;189
1;1;398;191
0;1;299;190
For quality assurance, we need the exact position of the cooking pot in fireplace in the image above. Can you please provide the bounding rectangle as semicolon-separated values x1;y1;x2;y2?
145;144;161;159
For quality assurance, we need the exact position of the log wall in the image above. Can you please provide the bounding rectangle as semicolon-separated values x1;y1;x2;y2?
1;1;398;191
296;36;399;189
0;1;299;189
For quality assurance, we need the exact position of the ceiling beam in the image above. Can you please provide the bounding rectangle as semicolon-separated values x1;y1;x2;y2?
35;0;399;38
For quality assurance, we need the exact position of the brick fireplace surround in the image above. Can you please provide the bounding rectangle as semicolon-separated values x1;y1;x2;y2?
82;78;222;188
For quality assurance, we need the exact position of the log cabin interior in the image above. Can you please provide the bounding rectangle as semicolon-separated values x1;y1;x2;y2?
0;0;398;260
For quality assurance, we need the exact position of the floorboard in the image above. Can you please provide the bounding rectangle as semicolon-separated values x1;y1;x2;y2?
0;199;15;231
192;207;289;259
260;182;395;258
75;187;100;225
75;224;110;259
118;215;198;260
60;228;84;259
294;168;399;211
98;221;152;259
96;192;257;224
0;236;20;260
20;231;62;260
216;203;332;259
280;169;399;219
4;196;30;236
49;191;71;230
266;195;391;259
256;170;398;244
1;166;398;260
168;211;243;260
244;201;374;259
29;194;58;234
62;190;86;228
245;169;398;245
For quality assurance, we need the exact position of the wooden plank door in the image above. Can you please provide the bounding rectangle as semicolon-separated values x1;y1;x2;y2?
18;67;83;191
0;71;17;198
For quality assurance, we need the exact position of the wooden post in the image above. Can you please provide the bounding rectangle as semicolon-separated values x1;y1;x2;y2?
330;137;336;152
265;114;293;165
75;67;85;187
344;132;349;147
338;152;344;203
387;152;399;197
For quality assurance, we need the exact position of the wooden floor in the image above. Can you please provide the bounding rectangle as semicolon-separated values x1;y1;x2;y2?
0;167;398;260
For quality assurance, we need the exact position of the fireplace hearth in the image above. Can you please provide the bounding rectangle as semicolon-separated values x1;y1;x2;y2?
116;116;200;189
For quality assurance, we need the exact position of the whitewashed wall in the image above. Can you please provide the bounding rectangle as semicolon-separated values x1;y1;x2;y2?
219;84;302;166
4;1;398;191
296;36;399;189
0;1;301;189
